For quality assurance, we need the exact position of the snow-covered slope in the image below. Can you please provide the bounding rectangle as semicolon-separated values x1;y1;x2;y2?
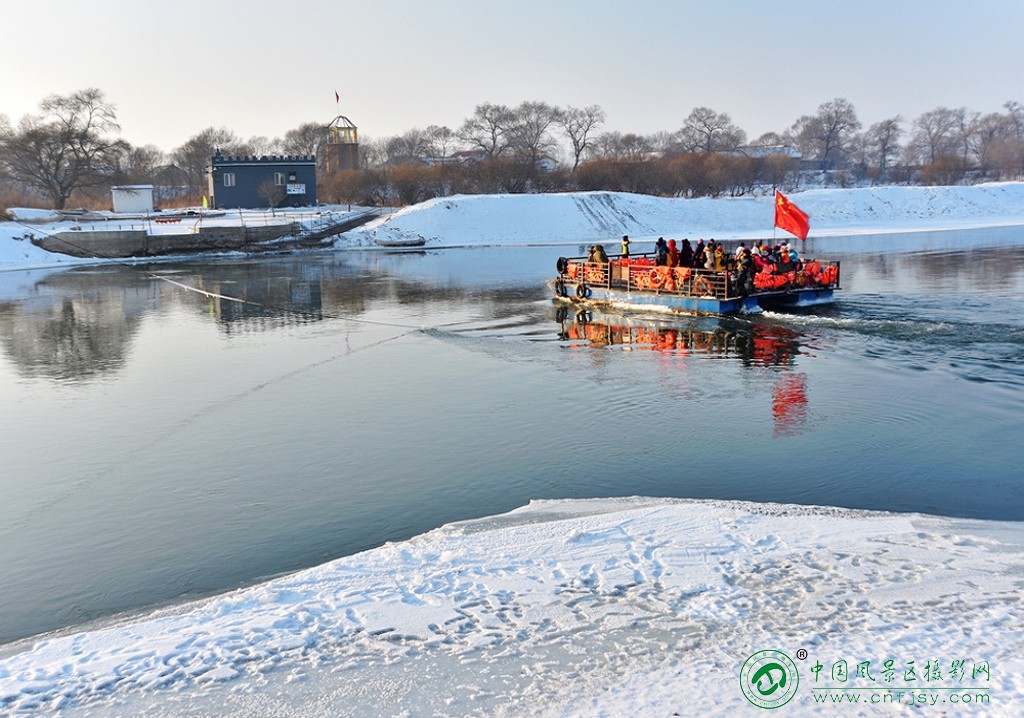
4;183;1024;270
347;183;1024;247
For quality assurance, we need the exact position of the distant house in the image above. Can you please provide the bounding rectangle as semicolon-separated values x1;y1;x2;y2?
207;153;317;209
111;185;154;213
447;149;488;164
151;164;191;203
735;145;802;160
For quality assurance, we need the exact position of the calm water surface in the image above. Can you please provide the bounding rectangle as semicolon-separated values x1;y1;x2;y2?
1;228;1022;645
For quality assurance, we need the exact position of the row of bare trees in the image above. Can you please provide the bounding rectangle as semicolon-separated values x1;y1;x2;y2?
3;89;1024;210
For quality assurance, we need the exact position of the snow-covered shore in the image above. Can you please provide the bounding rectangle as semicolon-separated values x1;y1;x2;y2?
3;183;1024;272
2;498;1022;717
348;183;1024;249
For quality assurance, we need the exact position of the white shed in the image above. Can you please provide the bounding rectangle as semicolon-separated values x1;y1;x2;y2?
111;185;155;213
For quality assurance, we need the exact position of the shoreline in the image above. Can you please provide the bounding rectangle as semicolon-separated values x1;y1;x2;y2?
3;496;1022;716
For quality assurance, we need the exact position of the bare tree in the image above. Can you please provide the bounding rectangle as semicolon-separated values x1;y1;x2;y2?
971;111;1016;176
589;131;655;159
906;107;960;165
115;144;166;184
171;127;243;193
791;98;861;170
952;108;980;167
0;88;130;208
424;125;459;163
505;101;562;168
282;122;329;157
238;135;283;157
561;104;605;171
358;135;387;167
751;131;790;148
646;131;676;154
257;178;286;212
458;103;512;158
863;116;903;181
675;107;746;153
1003;101;1024;138
381;128;433;165
761;153;799;191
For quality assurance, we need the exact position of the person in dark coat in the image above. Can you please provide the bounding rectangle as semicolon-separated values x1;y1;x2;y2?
655;237;668;266
679;239;693;268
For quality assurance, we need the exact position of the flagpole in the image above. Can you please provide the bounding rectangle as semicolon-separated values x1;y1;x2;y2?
772;190;778;243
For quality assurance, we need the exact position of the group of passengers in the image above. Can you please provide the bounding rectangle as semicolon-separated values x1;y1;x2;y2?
590;235;802;286
643;236;801;274
651;236;728;270
587;235;803;296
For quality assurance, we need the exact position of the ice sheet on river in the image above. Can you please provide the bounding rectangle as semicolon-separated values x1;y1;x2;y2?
2;497;1023;716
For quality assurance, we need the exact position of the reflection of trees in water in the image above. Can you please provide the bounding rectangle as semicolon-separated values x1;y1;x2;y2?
0;295;139;381
0;267;166;380
0;258;535;380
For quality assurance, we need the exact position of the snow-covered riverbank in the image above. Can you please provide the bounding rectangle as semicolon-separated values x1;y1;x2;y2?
2;497;1022;717
4;183;1024;271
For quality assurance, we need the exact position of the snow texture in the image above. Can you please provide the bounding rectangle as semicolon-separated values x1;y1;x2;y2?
1;498;1022;716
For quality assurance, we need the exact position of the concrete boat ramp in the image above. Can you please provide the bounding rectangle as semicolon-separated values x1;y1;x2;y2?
21;207;385;260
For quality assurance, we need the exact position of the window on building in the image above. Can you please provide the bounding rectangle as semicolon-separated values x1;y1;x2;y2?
274;172;286;186
223;172;236;187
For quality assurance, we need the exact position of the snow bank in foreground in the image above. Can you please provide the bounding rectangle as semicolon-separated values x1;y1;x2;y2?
2;498;1021;716
348;182;1024;248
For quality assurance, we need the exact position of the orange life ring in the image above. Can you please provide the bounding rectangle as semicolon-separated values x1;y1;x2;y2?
693;275;714;296
648;268;665;289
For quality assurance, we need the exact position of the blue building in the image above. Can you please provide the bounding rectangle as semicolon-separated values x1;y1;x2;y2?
207;153;317;209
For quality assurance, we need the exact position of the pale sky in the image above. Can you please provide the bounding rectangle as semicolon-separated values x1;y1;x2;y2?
3;0;1022;155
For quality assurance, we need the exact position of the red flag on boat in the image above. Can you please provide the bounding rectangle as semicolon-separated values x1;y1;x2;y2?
774;191;810;240
334;90;340;104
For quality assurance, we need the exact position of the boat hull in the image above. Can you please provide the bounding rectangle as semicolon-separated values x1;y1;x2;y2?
550;279;834;316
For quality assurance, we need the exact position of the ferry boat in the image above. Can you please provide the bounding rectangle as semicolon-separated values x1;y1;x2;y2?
551;249;840;316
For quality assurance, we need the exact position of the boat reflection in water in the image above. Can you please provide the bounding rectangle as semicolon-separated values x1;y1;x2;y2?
552;305;810;437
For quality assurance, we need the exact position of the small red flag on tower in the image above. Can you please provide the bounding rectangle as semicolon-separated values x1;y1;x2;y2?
774;191;810;240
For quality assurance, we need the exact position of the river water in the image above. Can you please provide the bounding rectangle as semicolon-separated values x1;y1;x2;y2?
1;227;1022;647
